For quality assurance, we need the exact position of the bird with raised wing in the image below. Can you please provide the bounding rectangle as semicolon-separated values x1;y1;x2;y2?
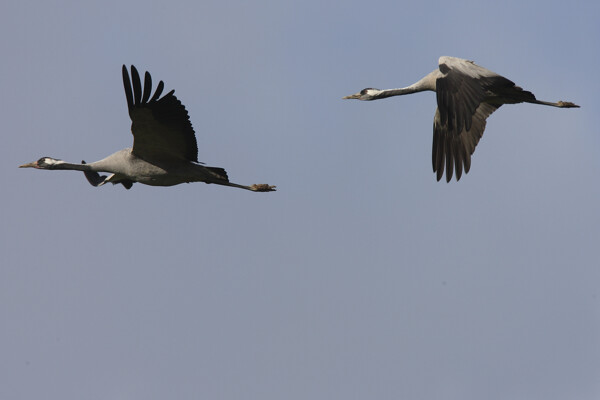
20;66;276;192
343;56;579;182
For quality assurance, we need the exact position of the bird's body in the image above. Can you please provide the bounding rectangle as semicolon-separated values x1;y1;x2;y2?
36;149;222;187
88;149;179;187
343;56;579;182
20;66;275;192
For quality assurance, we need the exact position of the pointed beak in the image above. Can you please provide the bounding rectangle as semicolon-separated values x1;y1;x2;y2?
342;93;361;100
19;161;38;168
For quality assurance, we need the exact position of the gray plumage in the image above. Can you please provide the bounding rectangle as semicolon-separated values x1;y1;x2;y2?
343;56;579;182
20;66;275;192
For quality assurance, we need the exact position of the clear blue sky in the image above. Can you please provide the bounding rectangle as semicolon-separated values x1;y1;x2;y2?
2;1;599;399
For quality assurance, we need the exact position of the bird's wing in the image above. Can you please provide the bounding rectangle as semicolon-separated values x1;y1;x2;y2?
432;103;500;182
433;57;515;182
122;65;199;163
82;161;134;189
436;57;513;133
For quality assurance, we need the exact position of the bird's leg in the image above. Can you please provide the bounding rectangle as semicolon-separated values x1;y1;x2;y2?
249;183;277;192
531;99;580;108
211;181;276;192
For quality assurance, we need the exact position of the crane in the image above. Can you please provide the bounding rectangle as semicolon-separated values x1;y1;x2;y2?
343;56;579;182
20;66;276;192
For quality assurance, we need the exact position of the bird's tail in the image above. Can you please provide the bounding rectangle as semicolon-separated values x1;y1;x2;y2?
207;166;229;181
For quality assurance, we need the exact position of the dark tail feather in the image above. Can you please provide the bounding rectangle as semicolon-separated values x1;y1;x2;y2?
497;86;538;104
207;166;229;181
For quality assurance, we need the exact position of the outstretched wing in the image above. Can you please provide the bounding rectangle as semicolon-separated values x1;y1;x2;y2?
433;56;517;182
122;65;198;162
432;103;500;182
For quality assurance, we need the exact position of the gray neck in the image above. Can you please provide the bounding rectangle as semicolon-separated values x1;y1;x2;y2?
49;161;92;171
373;87;421;99
375;69;438;99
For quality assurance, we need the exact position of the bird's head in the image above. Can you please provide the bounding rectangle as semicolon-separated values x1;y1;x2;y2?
19;157;63;169
342;88;381;101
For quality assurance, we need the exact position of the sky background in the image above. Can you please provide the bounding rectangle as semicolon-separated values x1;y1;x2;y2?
1;1;599;399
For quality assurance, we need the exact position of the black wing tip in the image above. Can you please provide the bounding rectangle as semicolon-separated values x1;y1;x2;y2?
122;66;134;112
433;154;468;183
433;170;463;183
150;81;165;102
131;66;142;106
141;71;152;104
122;65;168;108
122;64;139;74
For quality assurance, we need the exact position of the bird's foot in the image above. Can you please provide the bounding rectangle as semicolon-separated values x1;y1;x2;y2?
250;184;276;192
557;101;580;108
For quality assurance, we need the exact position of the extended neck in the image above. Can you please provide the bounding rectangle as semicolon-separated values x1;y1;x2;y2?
50;161;91;171
374;70;438;99
373;86;421;99
28;159;93;171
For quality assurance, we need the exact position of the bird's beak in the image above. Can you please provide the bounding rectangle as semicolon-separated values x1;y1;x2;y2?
19;161;38;168
342;93;360;100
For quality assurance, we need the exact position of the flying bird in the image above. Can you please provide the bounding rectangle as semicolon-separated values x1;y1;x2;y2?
20;66;275;192
343;56;579;182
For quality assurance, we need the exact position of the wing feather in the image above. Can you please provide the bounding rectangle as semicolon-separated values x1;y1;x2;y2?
150;80;164;102
131;66;142;106
141;71;152;104
432;103;500;182
445;135;453;182
122;66;134;111
432;57;515;181
122;65;199;163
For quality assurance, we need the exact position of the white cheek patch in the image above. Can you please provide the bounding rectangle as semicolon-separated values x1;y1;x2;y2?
44;158;64;166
